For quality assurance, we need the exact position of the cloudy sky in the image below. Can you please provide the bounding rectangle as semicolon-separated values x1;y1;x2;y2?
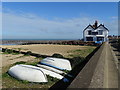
2;2;118;40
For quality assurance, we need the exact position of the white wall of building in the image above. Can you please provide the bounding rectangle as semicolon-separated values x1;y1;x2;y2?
83;25;109;42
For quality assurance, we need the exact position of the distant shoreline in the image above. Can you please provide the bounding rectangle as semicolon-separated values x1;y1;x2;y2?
0;39;99;46
1;39;79;41
1;39;81;45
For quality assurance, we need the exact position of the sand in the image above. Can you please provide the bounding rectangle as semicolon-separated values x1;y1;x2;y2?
1;44;88;56
0;44;89;67
1;53;38;67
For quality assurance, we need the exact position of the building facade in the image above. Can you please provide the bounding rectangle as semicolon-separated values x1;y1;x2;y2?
83;21;109;42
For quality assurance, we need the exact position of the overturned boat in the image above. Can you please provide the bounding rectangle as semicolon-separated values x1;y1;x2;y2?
39;57;72;71
37;64;66;75
8;64;48;83
36;65;63;79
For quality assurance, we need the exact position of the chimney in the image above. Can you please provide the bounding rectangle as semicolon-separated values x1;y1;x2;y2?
94;20;98;29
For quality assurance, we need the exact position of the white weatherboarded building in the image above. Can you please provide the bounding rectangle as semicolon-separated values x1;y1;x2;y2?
83;21;109;42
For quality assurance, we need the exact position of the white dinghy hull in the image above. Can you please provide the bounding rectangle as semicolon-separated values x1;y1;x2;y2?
37;64;66;75
40;57;72;71
8;64;48;83
36;64;63;79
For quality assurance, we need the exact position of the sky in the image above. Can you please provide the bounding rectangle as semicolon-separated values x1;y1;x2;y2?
2;2;118;39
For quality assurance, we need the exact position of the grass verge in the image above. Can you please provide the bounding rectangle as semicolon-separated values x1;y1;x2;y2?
66;46;96;68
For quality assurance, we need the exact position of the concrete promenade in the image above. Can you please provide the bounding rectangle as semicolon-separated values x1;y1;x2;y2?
67;42;118;88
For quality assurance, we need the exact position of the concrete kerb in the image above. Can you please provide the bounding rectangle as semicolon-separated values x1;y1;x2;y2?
109;43;119;69
103;43;118;88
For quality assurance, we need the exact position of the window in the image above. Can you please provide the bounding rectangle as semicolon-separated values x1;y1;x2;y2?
86;37;93;41
92;32;98;35
99;30;103;35
88;30;92;35
97;37;104;41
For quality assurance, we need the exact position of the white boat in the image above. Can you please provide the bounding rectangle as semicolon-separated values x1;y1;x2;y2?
40;57;72;71
35;66;63;79
37;64;66;75
8;64;48;83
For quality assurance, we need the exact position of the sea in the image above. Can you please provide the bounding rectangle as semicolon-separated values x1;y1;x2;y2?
2;39;78;40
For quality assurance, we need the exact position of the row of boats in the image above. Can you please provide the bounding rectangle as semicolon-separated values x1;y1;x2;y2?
8;57;72;83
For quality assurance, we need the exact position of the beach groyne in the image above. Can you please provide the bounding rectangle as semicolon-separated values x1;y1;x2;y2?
1;40;100;46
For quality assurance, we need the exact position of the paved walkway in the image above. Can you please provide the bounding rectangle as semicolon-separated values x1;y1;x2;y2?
90;43;118;88
103;43;118;88
68;42;118;88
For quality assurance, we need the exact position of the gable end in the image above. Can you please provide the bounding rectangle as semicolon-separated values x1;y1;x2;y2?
96;24;109;31
83;24;94;32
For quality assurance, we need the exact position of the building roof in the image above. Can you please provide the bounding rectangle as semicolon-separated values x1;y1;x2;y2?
96;24;109;31
83;21;109;32
83;24;94;32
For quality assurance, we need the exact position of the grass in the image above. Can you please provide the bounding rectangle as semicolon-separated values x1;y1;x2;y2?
66;46;96;68
2;71;59;88
2;49;34;60
66;46;96;58
23;54;30;56
2;49;32;56
2;52;11;54
2;69;59;88
12;61;26;65
47;75;59;84
11;53;20;55
2;50;20;55
63;70;70;73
